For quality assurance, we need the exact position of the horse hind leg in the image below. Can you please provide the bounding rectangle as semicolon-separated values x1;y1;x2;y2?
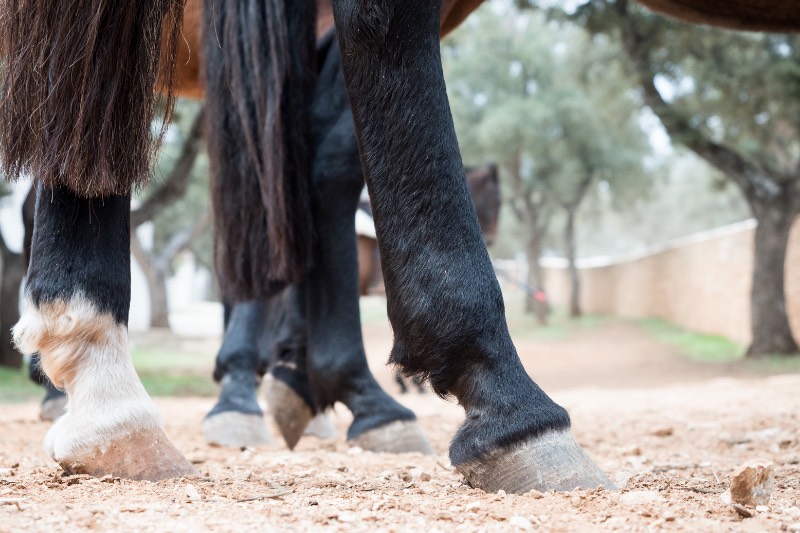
332;0;612;493
15;186;194;480
303;35;431;455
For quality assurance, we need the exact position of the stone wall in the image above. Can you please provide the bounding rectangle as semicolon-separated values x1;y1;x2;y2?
542;219;800;345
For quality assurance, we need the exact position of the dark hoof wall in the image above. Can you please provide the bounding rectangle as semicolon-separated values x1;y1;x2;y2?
265;376;313;450
202;411;274;447
455;430;616;494
40;396;68;422
349;420;434;455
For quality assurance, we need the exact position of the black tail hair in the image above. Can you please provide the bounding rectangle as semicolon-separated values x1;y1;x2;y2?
205;0;317;300
0;0;184;197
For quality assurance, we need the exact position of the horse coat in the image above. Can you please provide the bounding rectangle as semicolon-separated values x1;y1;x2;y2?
0;0;796;491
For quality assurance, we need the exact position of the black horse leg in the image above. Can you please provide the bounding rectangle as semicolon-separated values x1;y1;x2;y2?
15;185;193;479
331;0;612;492
274;32;431;453
28;353;67;421
21;184;67;421
204;300;274;446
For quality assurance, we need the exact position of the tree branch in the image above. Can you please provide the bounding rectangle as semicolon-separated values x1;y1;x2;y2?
131;107;205;228
153;208;211;272
613;1;786;204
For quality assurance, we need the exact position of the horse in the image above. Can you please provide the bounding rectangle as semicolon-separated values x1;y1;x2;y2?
358;164;501;296
1;0;796;493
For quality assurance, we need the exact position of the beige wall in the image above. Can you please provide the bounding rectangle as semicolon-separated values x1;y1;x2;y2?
542;219;800;345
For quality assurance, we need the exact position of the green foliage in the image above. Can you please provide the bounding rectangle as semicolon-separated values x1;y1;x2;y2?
443;6;653;259
638;317;743;362
136;99;213;275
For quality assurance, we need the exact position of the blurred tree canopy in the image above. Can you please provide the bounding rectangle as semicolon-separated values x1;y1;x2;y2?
132;100;212;329
514;0;800;355
443;7;652;317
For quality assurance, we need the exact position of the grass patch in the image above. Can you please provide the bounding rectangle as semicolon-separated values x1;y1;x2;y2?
502;287;617;341
743;355;800;374
0;344;218;403
0;366;42;402
139;372;217;397
638;318;743;363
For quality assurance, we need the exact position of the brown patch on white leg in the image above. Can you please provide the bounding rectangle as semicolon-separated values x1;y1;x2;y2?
13;295;195;480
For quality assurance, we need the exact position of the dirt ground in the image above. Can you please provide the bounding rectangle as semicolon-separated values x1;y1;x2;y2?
1;312;799;532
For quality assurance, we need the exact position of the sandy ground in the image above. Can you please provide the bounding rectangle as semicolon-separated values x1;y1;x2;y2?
1;311;799;532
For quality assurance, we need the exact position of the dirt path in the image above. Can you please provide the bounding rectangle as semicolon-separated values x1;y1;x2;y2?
2;309;799;531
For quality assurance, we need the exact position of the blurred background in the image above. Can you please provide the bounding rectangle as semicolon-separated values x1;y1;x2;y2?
1;0;799;401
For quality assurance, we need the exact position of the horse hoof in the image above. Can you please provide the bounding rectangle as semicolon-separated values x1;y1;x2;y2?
202;411;274;447
40;396;68;421
56;427;196;481
454;430;616;494
265;376;313;450
349;420;434;454
304;411;338;440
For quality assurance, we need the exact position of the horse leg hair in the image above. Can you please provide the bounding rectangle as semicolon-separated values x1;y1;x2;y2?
300;32;430;452
13;186;194;480
330;0;612;492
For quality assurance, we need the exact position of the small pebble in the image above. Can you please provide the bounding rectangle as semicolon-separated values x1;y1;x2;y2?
620;490;665;507
465;501;481;512
730;459;774;507
184;484;201;501
509;515;532;530
653;427;674;437
527;490;544;499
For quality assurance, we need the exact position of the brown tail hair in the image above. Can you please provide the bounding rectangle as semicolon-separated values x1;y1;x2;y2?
0;0;184;197
205;0;317;300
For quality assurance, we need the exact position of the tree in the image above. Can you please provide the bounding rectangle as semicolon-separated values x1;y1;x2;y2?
131;101;210;329
519;0;800;355
443;7;650;319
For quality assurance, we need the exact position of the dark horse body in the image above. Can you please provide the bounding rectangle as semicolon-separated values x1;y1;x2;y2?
1;0;796;492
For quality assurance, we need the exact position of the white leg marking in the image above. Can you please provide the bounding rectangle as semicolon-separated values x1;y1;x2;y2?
14;295;159;463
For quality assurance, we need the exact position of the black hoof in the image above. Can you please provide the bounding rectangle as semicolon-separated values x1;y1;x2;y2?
454;430;616;494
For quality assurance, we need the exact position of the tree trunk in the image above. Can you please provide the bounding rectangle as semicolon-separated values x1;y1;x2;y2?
746;203;799;356
130;233;171;329
565;207;581;318
525;231;548;325
0;244;25;367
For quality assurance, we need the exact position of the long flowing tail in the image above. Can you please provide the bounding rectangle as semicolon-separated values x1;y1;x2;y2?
0;0;184;197
205;0;317;300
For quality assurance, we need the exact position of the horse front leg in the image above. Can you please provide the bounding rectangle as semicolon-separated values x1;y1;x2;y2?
203;300;275;447
14;185;195;480
332;0;613;493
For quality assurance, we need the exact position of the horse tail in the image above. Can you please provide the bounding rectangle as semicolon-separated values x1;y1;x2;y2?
0;0;184;197
205;0;317;300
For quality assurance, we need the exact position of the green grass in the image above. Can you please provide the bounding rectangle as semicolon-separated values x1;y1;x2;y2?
501;288;616;342
638;318;743;363
0;366;42;402
638;317;800;373
0;344;218;403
